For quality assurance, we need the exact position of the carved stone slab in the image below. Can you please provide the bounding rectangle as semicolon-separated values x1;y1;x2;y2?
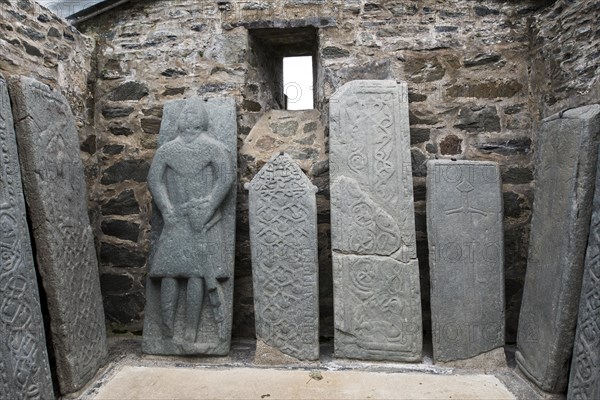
426;160;505;362
330;80;422;361
568;112;600;400
517;104;600;393
246;153;319;361
143;96;237;356
8;76;108;394
0;74;54;399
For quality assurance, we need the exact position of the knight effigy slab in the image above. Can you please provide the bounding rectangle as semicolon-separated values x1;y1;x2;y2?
143;96;237;356
8;76;108;394
246;153;320;361
426;160;505;362
330;80;422;362
0;74;54;399
517;104;600;393
568;110;600;400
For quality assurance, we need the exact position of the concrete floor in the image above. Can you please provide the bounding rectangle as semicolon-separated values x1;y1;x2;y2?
71;338;562;400
93;366;514;400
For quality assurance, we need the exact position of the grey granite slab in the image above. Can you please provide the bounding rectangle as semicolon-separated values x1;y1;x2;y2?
517;104;600;393
143;96;237;356
0;74;54;400
246;152;320;361
427;160;505;362
332;253;421;361
9;76;108;394
568;110;600;400
330;80;422;361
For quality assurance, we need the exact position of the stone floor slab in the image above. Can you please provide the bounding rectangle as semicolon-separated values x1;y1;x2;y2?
94;366;515;400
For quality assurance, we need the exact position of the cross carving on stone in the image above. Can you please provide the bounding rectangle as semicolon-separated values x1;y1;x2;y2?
444;179;487;221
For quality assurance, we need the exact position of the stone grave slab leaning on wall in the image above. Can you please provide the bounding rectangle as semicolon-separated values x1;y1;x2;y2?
330;80;422;362
8;76;108;394
0;73;54;399
567;107;600;400
143;96;237;356
427;160;505;363
246;152;320;361
517;104;600;393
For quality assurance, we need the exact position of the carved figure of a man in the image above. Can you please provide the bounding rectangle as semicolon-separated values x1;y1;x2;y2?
147;101;235;343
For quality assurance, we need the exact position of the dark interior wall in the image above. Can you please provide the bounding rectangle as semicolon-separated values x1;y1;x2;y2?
76;0;560;343
247;33;282;111
529;0;600;122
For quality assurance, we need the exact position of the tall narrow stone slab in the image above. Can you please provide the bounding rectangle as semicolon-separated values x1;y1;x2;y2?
0;74;54;399
427;160;505;362
246;153;320;361
569;151;600;400
8;76;108;394
143;96;237;356
517;104;600;393
330;80;422;362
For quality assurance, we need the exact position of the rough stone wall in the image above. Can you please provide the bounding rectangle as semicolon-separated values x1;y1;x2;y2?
78;0;549;342
0;0;97;230
0;1;95;154
529;0;600;121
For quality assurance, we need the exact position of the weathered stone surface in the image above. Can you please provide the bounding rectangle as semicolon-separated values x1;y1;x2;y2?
101;219;140;242
501;167;533;185
80;134;97;154
141;117;162;134
161;68;187;77
332;253;421;361
8;76;107;394
240;110;327;174
100;242;146;268
517;104;600;393
102;144;124;155
246;152;319;361
427;160;505;362
455;105;500;133
439;135;463;155
410;127;430;145
101;189;139;216
464;53;501;67
101;105;134;119
405;54;446;83
530;0;600;116
472;138;531;155
101;159;150;185
109;81;149;101
568;146;600;399
143;96;237;356
0;73;54;400
330;80;422;361
204;28;247;65
108;124;133;136
322;46;350;59
446;80;522;99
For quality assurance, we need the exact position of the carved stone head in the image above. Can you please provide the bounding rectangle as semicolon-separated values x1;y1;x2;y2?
177;99;209;140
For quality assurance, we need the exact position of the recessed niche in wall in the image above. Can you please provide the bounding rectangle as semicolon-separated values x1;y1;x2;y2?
248;27;318;110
